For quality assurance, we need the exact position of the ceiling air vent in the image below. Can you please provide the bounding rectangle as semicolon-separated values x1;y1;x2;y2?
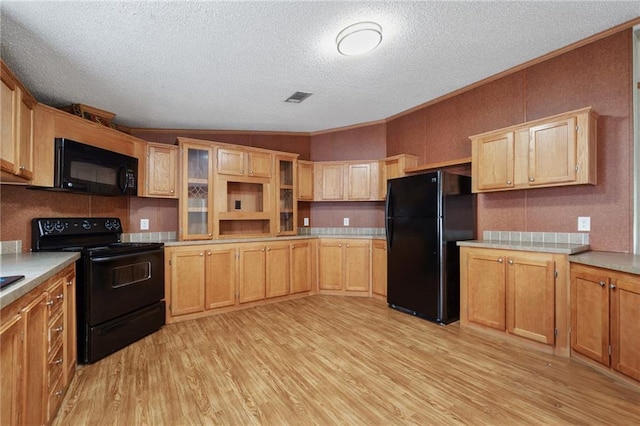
284;91;312;103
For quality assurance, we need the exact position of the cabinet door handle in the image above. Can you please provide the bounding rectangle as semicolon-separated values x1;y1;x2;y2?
66;280;73;286
610;283;617;290
56;294;64;300
497;258;504;263
54;358;63;365
599;281;605;287
45;300;54;306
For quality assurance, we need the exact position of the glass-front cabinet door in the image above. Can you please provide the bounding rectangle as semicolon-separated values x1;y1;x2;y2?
180;142;214;240
276;155;298;235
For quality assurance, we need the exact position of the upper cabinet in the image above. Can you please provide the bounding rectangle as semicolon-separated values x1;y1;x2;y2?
143;142;178;198
297;160;313;201
470;107;597;193
1;60;36;182
381;154;418;198
276;154;298;236
313;161;382;201
217;147;272;178
179;140;214;240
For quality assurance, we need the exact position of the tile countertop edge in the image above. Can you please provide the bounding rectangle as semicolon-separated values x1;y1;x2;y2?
163;235;385;247
457;240;590;255
0;252;80;309
568;251;640;275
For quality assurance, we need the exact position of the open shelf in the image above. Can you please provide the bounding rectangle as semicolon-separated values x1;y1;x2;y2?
219;219;270;236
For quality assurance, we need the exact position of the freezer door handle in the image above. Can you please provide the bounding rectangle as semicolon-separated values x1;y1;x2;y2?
385;185;393;250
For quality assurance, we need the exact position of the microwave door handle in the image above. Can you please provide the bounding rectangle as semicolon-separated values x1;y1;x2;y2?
117;165;129;194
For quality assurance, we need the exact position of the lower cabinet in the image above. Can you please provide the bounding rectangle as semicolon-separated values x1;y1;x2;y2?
570;263;640;382
371;240;387;298
165;239;315;323
318;239;371;295
461;247;561;348
0;264;76;426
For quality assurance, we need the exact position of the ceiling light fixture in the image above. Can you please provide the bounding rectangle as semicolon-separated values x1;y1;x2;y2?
336;21;382;56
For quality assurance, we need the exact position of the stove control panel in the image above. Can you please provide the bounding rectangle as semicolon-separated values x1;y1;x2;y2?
33;218;123;236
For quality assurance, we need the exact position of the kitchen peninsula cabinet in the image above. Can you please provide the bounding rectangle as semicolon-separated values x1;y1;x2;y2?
470;107;597;193
570;263;640;382
0;264;76;426
164;238;316;323
461;247;560;347
1;60;36;182
318;239;371;295
314;161;382;201
143;142;178;198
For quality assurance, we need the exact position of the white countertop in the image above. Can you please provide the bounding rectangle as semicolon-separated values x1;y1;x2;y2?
0;252;80;309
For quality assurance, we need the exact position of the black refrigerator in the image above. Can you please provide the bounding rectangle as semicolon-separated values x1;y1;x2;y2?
385;171;476;324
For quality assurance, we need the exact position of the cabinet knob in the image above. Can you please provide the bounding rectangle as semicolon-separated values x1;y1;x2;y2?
207;251;211;256
599;281;605;287
291;245;295;249
199;252;204;256
529;177;535;182
506;180;512;185
45;300;54;306
508;259;513;265
54;358;64;365
19;166;25;170
55;390;64;397
55;326;63;333
346;244;350;248
610;283;616;290
170;190;175;193
56;294;64;300
338;244;342;247
497;258;503;263
66;280;73;286
240;170;244;175
250;170;254;175
261;248;265;252
208;233;212;237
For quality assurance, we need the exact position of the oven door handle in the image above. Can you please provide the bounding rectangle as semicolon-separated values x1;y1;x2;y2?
89;248;164;263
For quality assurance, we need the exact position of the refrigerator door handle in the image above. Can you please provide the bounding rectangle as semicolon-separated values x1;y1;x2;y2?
385;185;393;250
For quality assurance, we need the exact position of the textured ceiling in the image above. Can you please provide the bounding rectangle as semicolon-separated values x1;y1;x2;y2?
1;1;639;133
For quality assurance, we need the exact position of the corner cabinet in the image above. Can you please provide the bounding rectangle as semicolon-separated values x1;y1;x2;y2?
570;263;640;382
460;247;570;354
1;60;36;182
178;141;214;240
470;107;597;193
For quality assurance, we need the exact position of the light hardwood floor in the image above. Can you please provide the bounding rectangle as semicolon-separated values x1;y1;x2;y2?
54;296;640;425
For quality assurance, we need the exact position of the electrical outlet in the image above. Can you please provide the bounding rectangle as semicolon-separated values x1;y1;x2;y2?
140;218;149;230
343;217;349;226
303;217;309;227
577;216;590;232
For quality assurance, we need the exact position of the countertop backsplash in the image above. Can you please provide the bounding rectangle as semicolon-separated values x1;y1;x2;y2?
482;230;590;245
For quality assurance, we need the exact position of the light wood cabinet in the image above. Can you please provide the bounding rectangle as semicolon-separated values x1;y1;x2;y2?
381;154;418;198
0;264;76;426
165;239;316;323
318;239;371;294
461;247;558;346
63;270;76;385
167;244;237;318
178;141;214;240
1;60;36;182
0;314;24;426
144;142;178;198
470;107;597;193
297;160;314;201
217;147;272;178
371;240;387;298
290;241;313;294
276;155;298;236
314;161;382;201
570;263;640;382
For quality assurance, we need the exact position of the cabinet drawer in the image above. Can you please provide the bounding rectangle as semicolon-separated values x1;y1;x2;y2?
48;344;64;389
47;284;64;319
47;312;64;354
47;376;65;423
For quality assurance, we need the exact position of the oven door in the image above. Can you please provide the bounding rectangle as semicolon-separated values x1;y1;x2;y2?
86;248;164;325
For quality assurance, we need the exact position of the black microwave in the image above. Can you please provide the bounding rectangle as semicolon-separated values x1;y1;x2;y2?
53;138;138;196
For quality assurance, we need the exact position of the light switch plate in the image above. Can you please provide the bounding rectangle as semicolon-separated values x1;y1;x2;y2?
303;217;309;227
140;218;150;230
577;216;590;232
343;217;349;226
